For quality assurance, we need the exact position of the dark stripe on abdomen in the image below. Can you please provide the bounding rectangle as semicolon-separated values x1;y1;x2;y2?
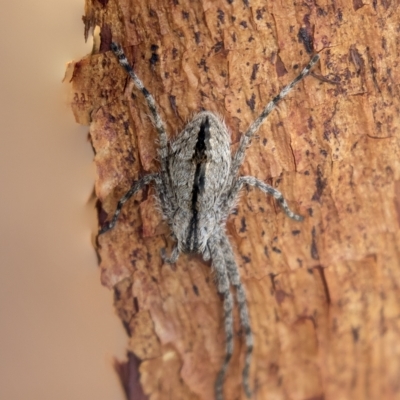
187;117;210;251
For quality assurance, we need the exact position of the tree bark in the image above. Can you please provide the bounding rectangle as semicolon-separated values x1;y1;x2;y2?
67;1;400;399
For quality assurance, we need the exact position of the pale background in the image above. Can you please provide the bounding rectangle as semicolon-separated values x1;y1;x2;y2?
0;2;126;399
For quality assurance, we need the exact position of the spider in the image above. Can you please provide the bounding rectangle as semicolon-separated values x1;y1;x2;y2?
99;42;320;399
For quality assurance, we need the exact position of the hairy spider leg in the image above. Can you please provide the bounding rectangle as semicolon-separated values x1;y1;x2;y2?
161;245;180;264
230;54;320;179
111;43;168;155
209;236;235;400
111;43;176;214
219;230;253;398
99;174;159;234
223;176;304;222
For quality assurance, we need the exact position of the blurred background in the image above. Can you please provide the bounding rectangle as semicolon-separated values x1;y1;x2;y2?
0;2;126;399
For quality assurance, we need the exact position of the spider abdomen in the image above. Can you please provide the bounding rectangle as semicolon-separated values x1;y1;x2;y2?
168;111;231;253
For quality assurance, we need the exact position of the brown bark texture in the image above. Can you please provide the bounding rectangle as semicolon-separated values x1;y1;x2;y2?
67;1;400;399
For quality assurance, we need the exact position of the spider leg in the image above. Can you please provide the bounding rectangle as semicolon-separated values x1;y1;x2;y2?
111;43;179;215
203;244;211;261
111;43;168;159
161;245;180;264
219;230;253;398
209;236;234;400
224;176;303;221
230;54;319;179
99;173;159;235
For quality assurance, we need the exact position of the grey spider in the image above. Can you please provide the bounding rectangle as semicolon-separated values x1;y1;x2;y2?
100;42;319;400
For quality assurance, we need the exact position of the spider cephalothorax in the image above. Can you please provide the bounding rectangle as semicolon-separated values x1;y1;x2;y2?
100;41;319;399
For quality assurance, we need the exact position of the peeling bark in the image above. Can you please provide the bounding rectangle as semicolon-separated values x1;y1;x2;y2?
67;1;400;399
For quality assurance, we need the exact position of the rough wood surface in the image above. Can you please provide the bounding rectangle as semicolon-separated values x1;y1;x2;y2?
67;1;400;399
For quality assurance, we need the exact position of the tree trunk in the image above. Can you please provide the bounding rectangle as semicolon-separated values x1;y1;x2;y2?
67;1;400;399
